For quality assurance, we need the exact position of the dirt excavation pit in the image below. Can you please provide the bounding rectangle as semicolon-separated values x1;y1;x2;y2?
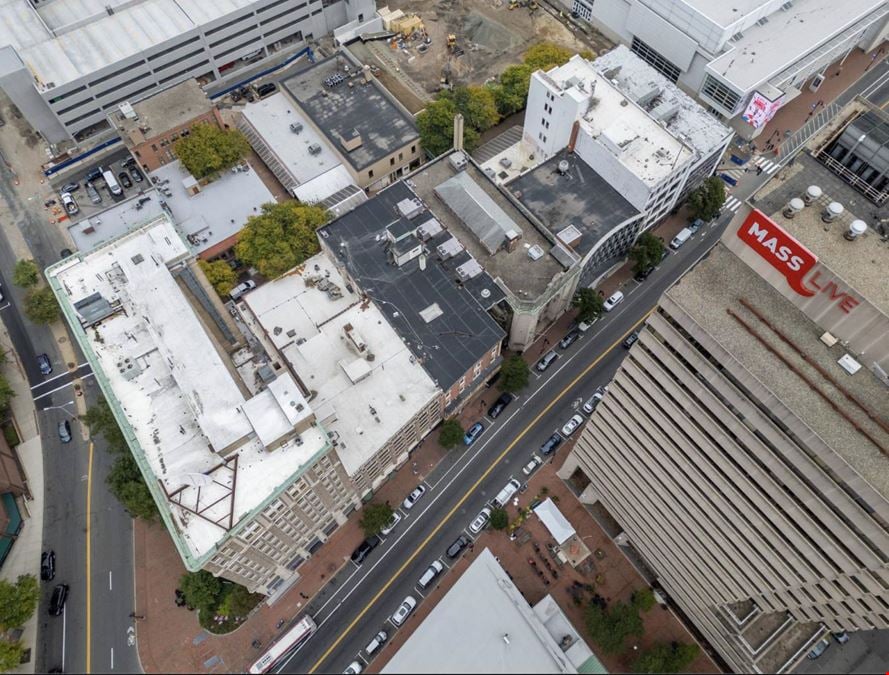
462;11;525;56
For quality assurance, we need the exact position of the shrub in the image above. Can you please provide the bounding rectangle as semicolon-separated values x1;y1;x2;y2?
359;502;395;537
12;260;39;288
489;508;509;530
499;355;530;393
439;418;464;449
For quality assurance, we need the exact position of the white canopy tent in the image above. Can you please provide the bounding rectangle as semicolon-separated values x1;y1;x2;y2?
533;498;576;545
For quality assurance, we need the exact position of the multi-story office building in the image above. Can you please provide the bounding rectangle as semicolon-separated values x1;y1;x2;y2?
560;104;889;671
0;0;375;144
47;215;361;597
561;0;888;138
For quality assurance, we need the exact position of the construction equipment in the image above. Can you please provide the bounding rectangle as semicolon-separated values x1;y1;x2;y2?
447;34;457;50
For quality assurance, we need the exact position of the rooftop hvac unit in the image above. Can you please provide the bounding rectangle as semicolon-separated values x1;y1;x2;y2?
844;220;867;241
308;143;322;155
651;102;679;123
822;202;844;223
396;197;425;220
783;198;804;218
290;122;303;134
803;185;822;205
449;151;468;172
527;244;544;260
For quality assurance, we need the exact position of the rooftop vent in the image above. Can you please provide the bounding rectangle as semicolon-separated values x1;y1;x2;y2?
290;122;303;134
557;160;570;175
783;198;804;218
803;185;822;205
308;143;322;155
456;257;484;282
731;32;744;42
756;16;769;26
822;202;844;223
844;219;867;241
449;151;468;172
837;353;862;375
528;244;544;260
781;1;794;9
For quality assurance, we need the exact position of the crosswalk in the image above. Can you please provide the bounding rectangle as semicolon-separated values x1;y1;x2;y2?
723;196;742;213
753;155;782;175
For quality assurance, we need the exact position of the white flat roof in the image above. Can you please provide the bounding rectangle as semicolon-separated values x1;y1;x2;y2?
679;0;771;27
241;92;357;203
243;253;440;476
49;215;328;559
68;191;167;253
707;0;888;92
540;56;693;185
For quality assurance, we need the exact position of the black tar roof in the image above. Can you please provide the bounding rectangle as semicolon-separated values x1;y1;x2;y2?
282;54;419;172
319;182;506;389
509;152;641;256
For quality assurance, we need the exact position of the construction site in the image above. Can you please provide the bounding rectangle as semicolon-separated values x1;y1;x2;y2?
345;0;612;113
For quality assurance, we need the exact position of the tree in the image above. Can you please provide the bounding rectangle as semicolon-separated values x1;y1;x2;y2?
417;96;483;157
179;570;222;613
687;176;726;222
225;583;262;617
0;374;14;412
438;418;464;449
573;288;604;323
12;259;39;288
24;286;59;324
489;507;509;530
585;600;644;653
448;86;500;133
82;398;128;452
106;454;158;520
629;232;665;274
631;587;656;612
235;201;329;279
174;123;250;179
0;640;24;671
499;355;529;393
523;42;573;71
199;259;238;297
494;64;533;117
0;574;39;629
633;642;700;673
359;502;395;537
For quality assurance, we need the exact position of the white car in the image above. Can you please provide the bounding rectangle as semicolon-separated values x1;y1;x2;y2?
380;511;402;536
469;507;492;534
391;595;417;626
561;414;584;437
402;485;427;510
522;455;543;476
582;386;607;415
603;290;624;312
343;661;363;674
229;279;257;300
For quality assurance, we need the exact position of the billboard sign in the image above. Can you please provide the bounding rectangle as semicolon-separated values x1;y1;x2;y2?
742;90;784;129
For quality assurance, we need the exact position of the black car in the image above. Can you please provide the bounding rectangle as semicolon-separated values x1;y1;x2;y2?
256;82;277;98
60;248;73;260
446;535;471;559
118;171;133;189
37;353;53;375
60;182;80;193
350;535;381;564
487;393;514;419
622;331;640;349
559;330;580;349
41;550;55;581
129;166;144;183
49;584;68;616
84;167;102;182
540;433;563;455
634;266;655;282
58;420;72;443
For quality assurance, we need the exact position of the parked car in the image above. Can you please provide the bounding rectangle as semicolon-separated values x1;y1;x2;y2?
468;507;491;534
60;192;79;216
364;629;388;657
522;454;543;476
576;319;593;333
41;550;55;581
487;393;513;419
350;535;381;564
634;265;655;282
380;511;402;536
539;433;562;456
807;637;830;660
536;351;558;372
85;181;102;204
49;583;69;616
256;82;278;98
0;283;4;302
688;218;706;234
343;662;362;675
559;330;580;349
464;422;485;446
603;290;624;312
390;596;417;626
84;167;102;182
561;414;584;437
402;485;427;510
229;279;256;300
60;181;79;193
59;248;73;259
446;535;471;559
417;560;445;589
582;387;607;415
118;171;133;189
58;420;72;443
129;166;144;183
37;353;53;375
833;631;850;644
622;331;640;349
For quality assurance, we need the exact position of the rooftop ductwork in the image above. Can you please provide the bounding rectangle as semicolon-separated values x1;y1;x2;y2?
783;198;804;219
822;201;844;223
803;185;822;205
844;219;868;241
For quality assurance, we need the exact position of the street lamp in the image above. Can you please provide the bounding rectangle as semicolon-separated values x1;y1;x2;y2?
41;401;77;419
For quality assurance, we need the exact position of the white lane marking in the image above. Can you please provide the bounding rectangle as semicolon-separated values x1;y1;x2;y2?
32;371;95;401
61;603;67;672
109;570;113;591
111;647;114;670
29;362;92;389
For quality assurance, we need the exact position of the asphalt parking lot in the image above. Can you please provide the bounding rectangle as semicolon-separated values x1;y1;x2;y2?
795;630;888;674
50;148;146;219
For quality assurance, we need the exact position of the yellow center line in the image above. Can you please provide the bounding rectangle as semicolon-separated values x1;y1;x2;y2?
308;311;652;673
86;441;93;674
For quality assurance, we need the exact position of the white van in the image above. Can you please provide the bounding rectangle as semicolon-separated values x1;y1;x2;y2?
670;227;693;249
102;168;123;196
491;478;521;509
364;629;388;656
418;560;444;590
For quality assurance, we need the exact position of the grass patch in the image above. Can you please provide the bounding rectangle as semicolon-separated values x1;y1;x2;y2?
1;420;20;448
198;582;264;635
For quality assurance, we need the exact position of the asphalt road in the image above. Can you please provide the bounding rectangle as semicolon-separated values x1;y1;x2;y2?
277;211;732;674
0;134;140;672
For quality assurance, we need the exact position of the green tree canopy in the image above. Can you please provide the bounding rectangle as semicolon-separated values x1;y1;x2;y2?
446;86;500;133
523;42;574;71
24;286;60;324
494;64;533;117
198;259;238;297
106;453;158;520
631;587;656;612
687;176;726;222
629;232;665;274
179;570;223;613
12;259;39;288
417;96;483;157
82;398;127;453
633;642;700;673
359;502;395;537
489;507;509;530
573;288;605;323
585;600;644;653
0;374;14;412
235;201;329;279
0;574;39;629
439;418;464;449
0;639;24;671
499;355;530;393
174;123;250;179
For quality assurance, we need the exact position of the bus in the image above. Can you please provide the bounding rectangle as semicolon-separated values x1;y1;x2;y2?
249;615;317;673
